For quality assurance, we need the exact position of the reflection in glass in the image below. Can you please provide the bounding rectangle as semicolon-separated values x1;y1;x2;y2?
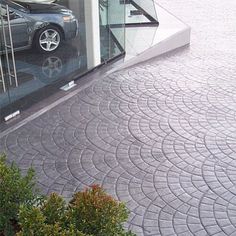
0;42;86;109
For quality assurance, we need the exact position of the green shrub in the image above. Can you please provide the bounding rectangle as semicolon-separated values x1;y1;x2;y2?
41;193;66;225
17;194;91;236
18;187;135;236
0;154;37;235
68;185;135;236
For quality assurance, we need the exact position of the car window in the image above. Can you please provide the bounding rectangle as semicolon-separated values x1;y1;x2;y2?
3;0;28;13
15;0;55;2
0;6;22;21
0;7;7;20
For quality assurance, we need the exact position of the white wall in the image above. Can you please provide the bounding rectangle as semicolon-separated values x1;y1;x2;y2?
84;0;101;69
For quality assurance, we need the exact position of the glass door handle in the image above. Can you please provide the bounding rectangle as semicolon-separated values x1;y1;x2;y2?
0;5;6;92
0;4;18;88
0;56;6;92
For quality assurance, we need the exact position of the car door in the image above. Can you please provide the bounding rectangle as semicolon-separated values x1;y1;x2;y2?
1;5;30;49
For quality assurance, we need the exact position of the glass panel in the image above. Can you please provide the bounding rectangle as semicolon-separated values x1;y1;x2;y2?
125;0;158;25
108;0;125;49
0;0;126;126
100;0;108;26
132;0;158;21
100;0;125;62
0;0;88;123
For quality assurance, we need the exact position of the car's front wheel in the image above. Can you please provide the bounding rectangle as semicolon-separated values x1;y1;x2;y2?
34;26;62;53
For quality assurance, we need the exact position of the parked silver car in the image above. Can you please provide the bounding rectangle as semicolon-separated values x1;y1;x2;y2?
0;0;78;53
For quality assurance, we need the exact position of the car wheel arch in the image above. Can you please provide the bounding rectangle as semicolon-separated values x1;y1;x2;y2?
32;23;65;43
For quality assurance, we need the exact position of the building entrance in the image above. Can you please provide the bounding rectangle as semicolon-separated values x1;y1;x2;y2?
0;0;125;124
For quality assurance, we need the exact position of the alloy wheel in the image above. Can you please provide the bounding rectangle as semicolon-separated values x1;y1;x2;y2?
39;29;61;52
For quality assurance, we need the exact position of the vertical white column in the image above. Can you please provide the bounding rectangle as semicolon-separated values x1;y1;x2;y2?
84;0;101;69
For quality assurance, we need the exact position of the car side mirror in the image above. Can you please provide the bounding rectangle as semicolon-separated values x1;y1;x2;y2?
8;11;17;20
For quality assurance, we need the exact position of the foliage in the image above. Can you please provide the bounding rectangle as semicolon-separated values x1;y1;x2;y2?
0;154;37;236
17;194;89;236
68;185;135;236
41;193;66;225
17;186;135;236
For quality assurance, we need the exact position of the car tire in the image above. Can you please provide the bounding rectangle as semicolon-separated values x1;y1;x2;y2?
34;25;62;53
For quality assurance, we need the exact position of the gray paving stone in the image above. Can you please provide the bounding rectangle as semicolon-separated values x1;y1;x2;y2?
1;0;236;235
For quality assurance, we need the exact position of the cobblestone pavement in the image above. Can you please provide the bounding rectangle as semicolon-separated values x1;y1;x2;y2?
1;0;236;235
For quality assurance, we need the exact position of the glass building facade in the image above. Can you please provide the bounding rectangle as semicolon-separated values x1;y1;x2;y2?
0;0;157;123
